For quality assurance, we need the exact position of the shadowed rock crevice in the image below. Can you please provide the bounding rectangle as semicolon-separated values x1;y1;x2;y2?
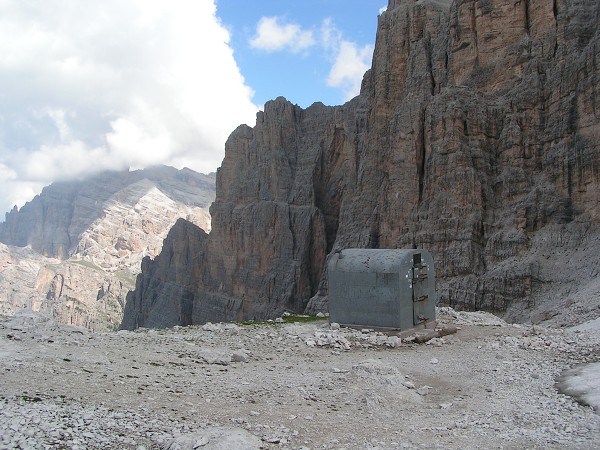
313;126;348;253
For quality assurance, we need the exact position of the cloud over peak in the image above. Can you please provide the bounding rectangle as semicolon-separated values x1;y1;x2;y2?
0;0;258;216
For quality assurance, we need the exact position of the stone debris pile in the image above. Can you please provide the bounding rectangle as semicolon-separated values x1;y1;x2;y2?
163;426;263;450
304;329;351;350
0;395;180;450
437;307;508;326
298;321;449;350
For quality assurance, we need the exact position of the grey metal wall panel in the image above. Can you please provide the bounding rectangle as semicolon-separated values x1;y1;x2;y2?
328;249;436;330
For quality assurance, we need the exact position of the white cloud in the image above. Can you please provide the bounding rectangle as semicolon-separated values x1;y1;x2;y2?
379;6;388;15
321;20;374;101
248;16;373;103
320;18;343;52
0;0;258;216
326;41;374;101
0;162;44;220
250;17;315;53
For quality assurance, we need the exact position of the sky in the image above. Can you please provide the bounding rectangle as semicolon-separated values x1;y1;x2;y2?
0;0;385;219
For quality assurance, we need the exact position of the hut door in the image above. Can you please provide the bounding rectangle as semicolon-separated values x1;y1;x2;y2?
412;253;430;325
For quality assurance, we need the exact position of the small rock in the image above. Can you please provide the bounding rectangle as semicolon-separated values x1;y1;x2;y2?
231;351;249;363
430;358;439;364
193;436;209;447
202;323;221;332
416;386;431;396
426;337;445;346
199;351;230;366
386;336;401;348
163;427;263;450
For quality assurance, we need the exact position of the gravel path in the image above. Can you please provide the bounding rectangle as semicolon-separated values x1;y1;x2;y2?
1;309;598;449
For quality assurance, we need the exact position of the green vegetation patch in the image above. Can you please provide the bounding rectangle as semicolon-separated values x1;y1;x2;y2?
239;314;327;326
283;315;327;323
67;259;104;272
114;270;137;287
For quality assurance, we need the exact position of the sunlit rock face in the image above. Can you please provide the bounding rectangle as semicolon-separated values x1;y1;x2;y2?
0;166;215;330
122;0;600;329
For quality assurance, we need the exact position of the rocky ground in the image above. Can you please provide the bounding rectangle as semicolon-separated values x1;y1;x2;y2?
0;308;598;450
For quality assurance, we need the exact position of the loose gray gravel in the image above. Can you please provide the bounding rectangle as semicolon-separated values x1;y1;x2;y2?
0;309;599;449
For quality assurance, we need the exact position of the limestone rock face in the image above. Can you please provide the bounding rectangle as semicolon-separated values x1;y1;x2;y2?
0;244;59;316
120;218;208;329
0;166;215;330
203;100;346;321
122;0;600;328
1;166;214;259
73;178;211;273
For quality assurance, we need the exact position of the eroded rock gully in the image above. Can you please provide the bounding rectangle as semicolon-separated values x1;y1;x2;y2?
122;0;600;329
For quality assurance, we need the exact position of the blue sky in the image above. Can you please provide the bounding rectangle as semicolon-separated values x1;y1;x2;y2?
0;0;386;218
217;0;384;107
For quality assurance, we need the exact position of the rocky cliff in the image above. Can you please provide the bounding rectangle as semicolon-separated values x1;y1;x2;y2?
121;219;208;329
122;0;600;329
0;166;215;330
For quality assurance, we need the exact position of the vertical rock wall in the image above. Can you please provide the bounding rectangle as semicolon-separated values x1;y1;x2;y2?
122;0;600;328
120;219;208;329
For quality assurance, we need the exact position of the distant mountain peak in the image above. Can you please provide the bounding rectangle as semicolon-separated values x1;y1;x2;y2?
0;165;216;331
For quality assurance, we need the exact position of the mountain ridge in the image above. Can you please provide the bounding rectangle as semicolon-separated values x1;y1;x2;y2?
0;166;215;330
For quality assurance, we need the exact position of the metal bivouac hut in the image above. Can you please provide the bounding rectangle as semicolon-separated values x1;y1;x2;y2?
327;248;436;331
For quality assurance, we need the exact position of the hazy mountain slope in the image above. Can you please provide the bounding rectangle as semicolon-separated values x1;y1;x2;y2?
0;166;215;330
0;166;214;259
